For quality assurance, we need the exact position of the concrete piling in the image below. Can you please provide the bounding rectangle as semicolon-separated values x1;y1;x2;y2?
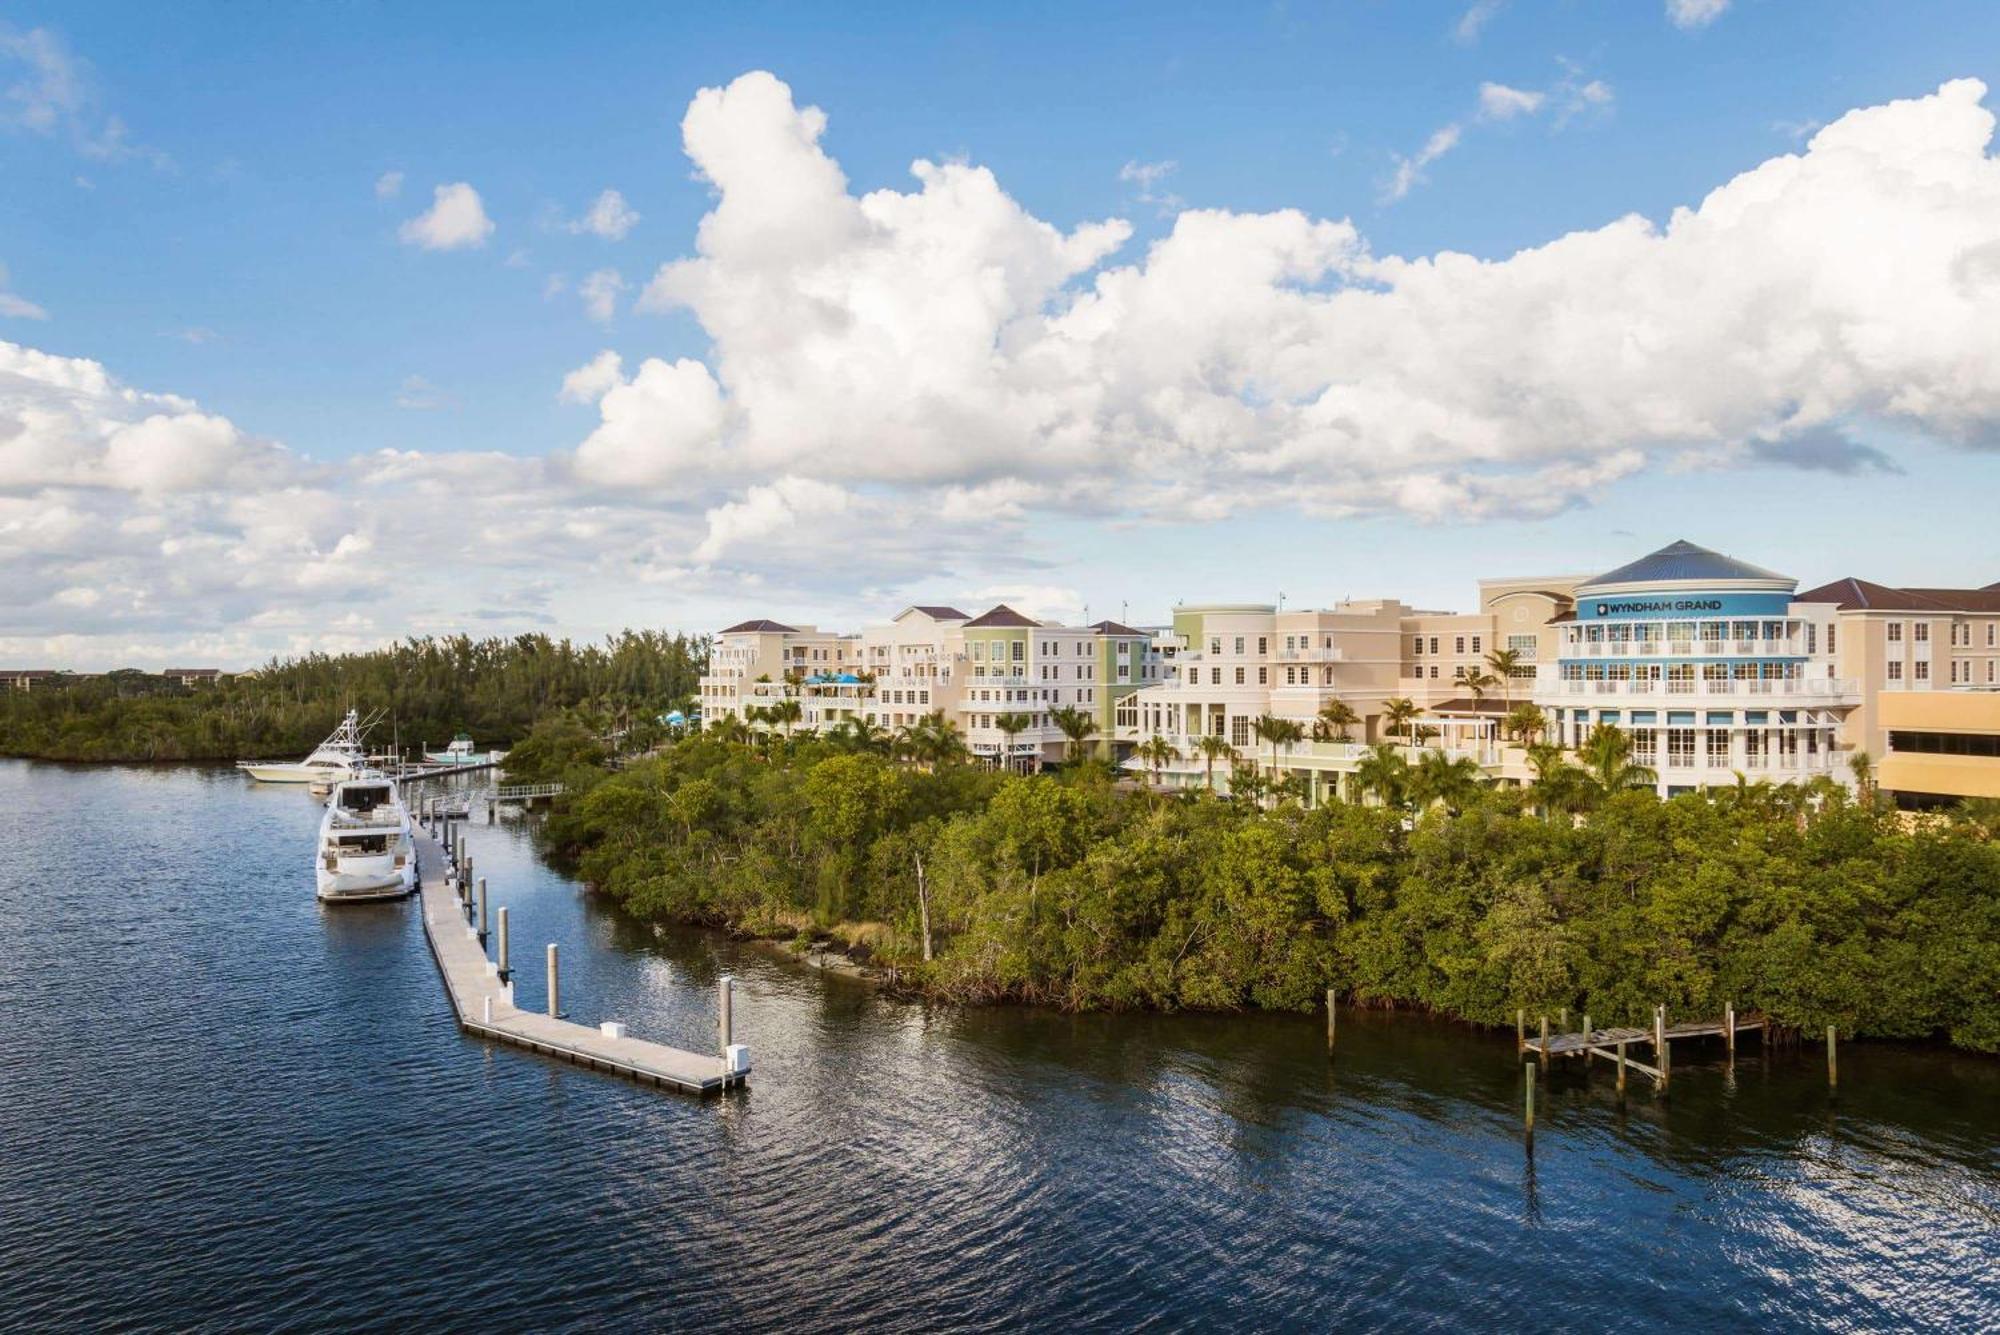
547;943;560;1018
719;974;734;1054
497;906;510;982
476;876;488;944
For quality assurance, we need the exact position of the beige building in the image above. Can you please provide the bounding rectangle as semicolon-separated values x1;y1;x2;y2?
1797;578;2000;806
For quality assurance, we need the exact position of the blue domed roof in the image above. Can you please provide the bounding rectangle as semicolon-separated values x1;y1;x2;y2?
1579;539;1790;591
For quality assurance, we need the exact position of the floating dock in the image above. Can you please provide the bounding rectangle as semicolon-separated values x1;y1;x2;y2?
411;821;747;1095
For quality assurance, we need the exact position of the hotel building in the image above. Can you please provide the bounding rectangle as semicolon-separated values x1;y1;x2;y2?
1542;541;1858;793
701;539;1998;808
698;604;1160;769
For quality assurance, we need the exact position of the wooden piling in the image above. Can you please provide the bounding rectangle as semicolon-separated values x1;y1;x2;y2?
547;943;560;1019
1726;1003;1736;1056
1524;1063;1536;1144
1326;988;1337;1053
1539;1015;1549;1071
1827;1024;1838;1091
1516;1008;1525;1054
1616;1041;1627;1096
1580;1014;1591;1074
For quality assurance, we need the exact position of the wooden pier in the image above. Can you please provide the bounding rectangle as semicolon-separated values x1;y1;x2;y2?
411;820;747;1096
1521;1006;1765;1090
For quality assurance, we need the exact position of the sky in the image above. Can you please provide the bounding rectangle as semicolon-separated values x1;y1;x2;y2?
4;1;2000;668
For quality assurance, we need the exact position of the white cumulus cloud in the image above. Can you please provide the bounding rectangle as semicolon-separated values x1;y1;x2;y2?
398;181;494;250
1667;0;1730;29
1478;82;1545;121
560;350;624;404
567;188;640;240
579;267;625;322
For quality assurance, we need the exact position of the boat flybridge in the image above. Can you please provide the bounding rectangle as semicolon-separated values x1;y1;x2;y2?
238;709;369;784
315;773;417;902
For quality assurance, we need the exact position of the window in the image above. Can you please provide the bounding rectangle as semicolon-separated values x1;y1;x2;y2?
1232;715;1251;746
1413;637;1424;655
1633;730;1656;765
1455;636;1465;654
1915;623;1930;643
1667;729;1695;766
1257;637;1267;656
1429;666;1439;679
1706;729;1731;766
1989;624;1996;648
1828;625;1836;654
1888;623;1904;642
1234;667;1245;685
1234;636;1245;655
1210;668;1221;685
1915;661;1930;681
1210;638;1221;655
1471;636;1482;653
1888;661;1904;681
1011;641;1024;662
1430;637;1440;654
1258;667;1268;685
1889;730;2000;758
973;641;986;661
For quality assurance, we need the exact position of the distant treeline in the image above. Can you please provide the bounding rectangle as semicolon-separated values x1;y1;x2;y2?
534;726;2000;1053
0;632;707;763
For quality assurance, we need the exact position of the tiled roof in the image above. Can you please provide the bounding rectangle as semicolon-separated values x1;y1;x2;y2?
1088;620;1146;636
1427;696;1511;715
1580;539;1789;590
903;605;969;621
1798;578;2000;612
964;604;1039;628
719;618;798;634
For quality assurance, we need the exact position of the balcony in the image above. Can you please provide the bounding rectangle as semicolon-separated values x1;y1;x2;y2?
1571;639;1802;658
1544;678;1860;702
1275;647;1344;663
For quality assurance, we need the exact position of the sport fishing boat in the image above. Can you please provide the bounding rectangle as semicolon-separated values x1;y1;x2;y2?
314;773;417;902
238;710;368;784
423;732;496;766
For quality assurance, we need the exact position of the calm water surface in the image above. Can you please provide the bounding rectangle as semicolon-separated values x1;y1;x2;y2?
1;760;1996;1331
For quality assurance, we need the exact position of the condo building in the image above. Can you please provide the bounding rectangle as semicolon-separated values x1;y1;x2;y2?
700;540;1998;808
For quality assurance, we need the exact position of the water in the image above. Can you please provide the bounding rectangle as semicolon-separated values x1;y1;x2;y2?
1;761;1995;1332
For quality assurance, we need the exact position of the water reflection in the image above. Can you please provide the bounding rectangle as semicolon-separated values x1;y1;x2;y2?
0;759;1994;1331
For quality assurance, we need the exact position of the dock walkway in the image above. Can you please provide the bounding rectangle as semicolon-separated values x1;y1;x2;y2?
412;822;745;1095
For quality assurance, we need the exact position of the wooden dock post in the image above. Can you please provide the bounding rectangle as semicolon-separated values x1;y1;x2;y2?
1616;1041;1627;1097
476;876;488;945
719;975;735;1054
1516;1008;1525;1054
1326;988;1336;1054
1539;1015;1549;1071
547;943;560;1019
1580;1014;1591;1074
1524;1063;1536;1145
1726;1002;1736;1057
1559;1006;1568;1029
497;906;509;982
1827;1025;1838;1091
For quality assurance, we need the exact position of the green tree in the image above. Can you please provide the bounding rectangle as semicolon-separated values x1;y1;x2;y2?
1354;743;1411;810
1381;697;1421;744
1051;705;1099;763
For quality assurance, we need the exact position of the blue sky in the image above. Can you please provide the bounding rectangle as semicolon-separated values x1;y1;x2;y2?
4;2;2000;665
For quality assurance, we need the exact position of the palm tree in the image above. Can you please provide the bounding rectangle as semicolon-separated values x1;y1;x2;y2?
1848;748;1875;803
994;712;1031;771
1050;705;1099;763
1524;741;1580;819
710;714;751;746
1381;697;1421;744
918;710;968;769
1485;647;1524;707
1314;698;1359;743
1453;666;1497;709
1195;733;1233;794
1137;733;1180;790
1354;743;1411;809
1503;702;1546;746
831;716;886;753
1411;750;1485;814
1577;723;1657;801
767;696;803;739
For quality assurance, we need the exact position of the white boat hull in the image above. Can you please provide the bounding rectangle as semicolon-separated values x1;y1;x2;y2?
240;761;357;784
316;858;416;902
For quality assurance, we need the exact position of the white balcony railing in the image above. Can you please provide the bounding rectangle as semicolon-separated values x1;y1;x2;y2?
1545;678;1859;702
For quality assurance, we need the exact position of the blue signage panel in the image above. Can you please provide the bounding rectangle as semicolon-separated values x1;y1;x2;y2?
1573;590;1792;621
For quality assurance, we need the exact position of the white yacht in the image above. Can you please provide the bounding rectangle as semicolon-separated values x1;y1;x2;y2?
423;732;494;766
315;774;417;902
239;710;368;784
